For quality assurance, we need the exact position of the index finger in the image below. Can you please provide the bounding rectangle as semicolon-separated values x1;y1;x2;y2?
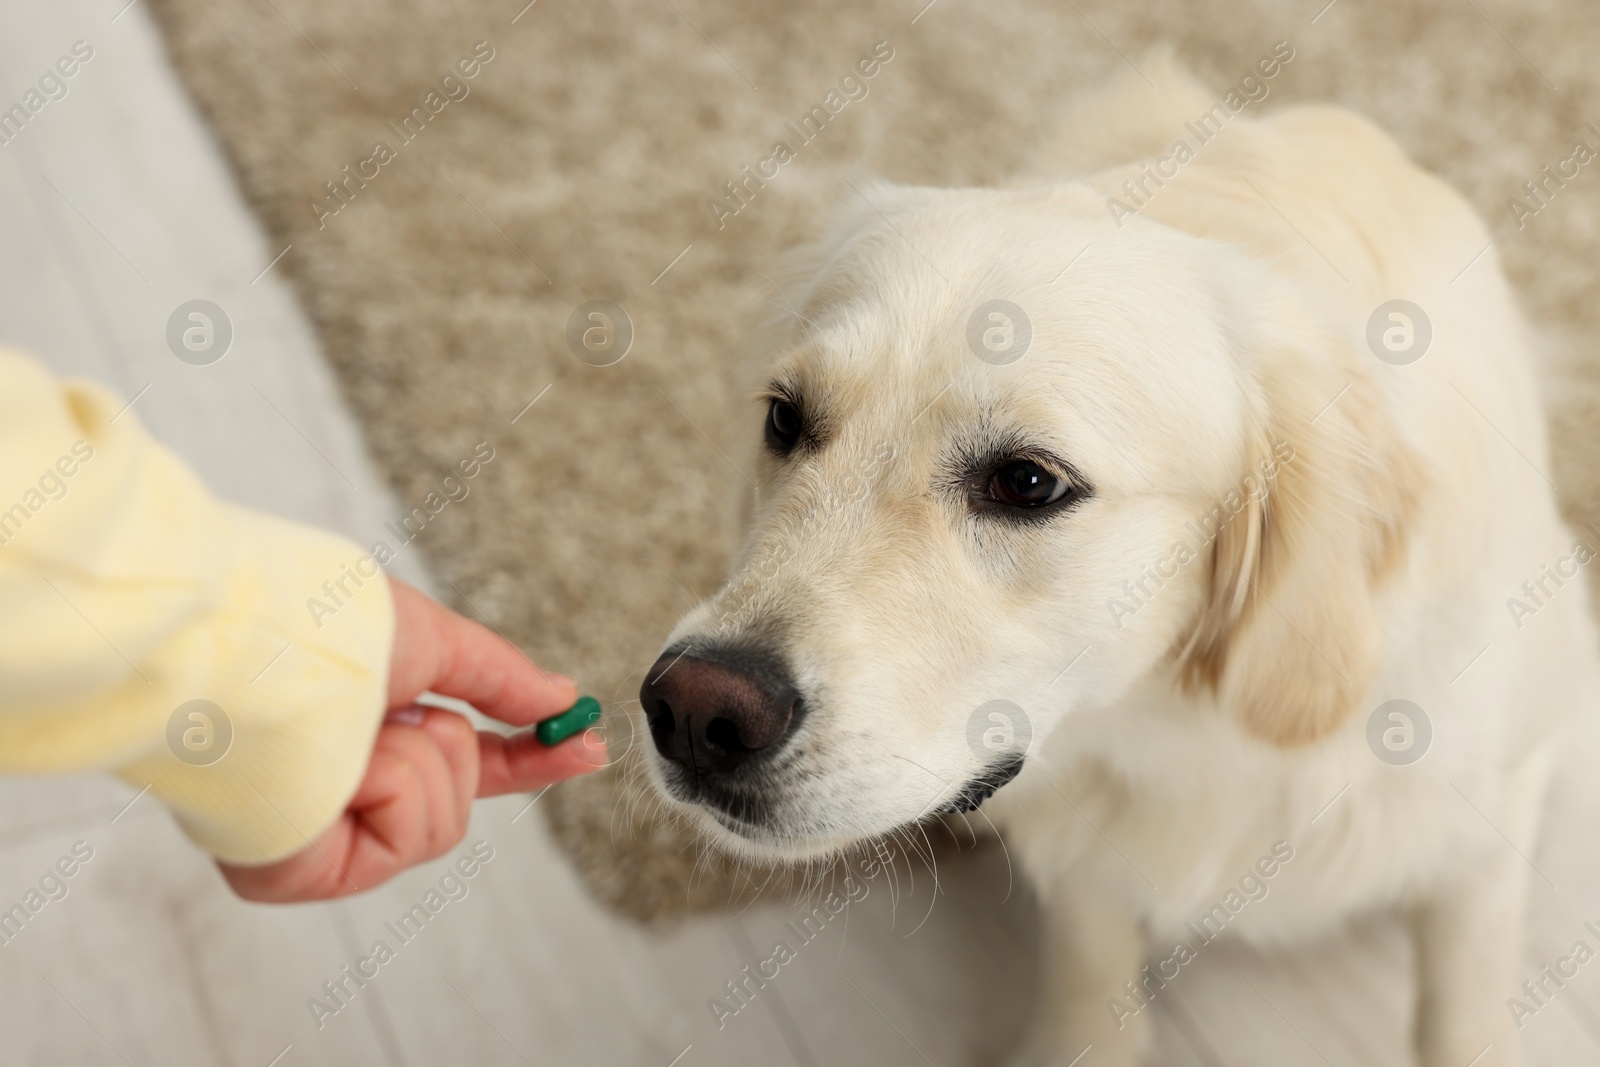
413;592;578;726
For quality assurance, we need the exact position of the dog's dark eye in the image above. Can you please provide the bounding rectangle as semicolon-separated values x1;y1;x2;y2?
986;460;1070;508
766;398;803;454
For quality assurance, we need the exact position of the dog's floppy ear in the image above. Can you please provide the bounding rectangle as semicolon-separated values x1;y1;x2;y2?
1176;337;1423;746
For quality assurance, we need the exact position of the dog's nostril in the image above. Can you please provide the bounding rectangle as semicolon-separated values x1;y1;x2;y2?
704;716;745;753
648;699;676;740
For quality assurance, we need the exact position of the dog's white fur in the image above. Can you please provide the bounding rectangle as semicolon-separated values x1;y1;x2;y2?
644;58;1600;1065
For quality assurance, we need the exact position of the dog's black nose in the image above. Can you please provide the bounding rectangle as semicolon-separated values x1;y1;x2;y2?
640;646;799;783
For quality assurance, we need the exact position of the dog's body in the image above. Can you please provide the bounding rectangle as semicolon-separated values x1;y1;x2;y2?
638;61;1600;1065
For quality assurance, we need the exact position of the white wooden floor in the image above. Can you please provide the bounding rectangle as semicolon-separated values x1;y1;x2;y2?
3;3;1600;1065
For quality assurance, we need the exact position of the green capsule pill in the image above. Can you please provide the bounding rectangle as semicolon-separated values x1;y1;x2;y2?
535;695;602;746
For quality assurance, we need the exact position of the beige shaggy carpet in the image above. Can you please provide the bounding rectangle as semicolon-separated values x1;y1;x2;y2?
147;0;1600;920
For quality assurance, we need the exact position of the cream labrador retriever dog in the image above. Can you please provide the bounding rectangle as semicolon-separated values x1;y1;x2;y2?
637;56;1600;1066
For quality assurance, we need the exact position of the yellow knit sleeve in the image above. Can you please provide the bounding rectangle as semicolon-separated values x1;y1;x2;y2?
0;348;393;864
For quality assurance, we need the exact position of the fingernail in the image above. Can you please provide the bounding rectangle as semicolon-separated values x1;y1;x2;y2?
385;706;426;727
546;672;576;691
577;728;610;766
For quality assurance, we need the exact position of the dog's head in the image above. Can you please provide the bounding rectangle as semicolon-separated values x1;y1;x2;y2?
639;181;1417;862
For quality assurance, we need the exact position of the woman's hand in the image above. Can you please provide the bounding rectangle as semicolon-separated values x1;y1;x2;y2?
219;578;605;902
